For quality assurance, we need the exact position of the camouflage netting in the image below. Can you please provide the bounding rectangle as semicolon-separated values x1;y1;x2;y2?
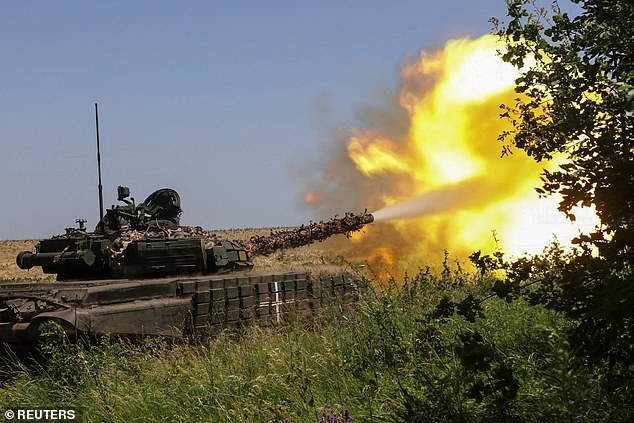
106;212;373;271
245;212;373;256
107;225;229;272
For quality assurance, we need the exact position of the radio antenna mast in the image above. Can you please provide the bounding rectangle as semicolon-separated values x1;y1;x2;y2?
95;103;104;227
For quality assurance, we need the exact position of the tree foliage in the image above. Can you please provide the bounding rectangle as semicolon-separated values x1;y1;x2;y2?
494;0;634;265
491;0;634;402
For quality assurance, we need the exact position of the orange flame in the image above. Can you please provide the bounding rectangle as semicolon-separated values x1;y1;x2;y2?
366;246;396;282
304;189;324;205
306;34;597;270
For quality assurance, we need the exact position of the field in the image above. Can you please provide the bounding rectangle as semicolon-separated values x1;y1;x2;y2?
0;232;631;422
0;240;49;281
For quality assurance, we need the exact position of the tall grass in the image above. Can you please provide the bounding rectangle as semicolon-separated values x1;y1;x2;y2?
1;265;630;422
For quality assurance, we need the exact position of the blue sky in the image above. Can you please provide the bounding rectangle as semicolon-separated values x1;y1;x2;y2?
1;1;510;239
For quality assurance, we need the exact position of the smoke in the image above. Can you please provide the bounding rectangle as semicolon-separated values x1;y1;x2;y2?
298;37;515;269
301;94;413;220
372;177;495;221
300;35;597;272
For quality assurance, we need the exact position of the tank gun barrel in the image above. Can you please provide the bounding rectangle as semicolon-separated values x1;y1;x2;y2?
16;249;96;270
245;211;374;257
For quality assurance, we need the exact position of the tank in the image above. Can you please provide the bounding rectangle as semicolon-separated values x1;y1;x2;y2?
2;186;374;345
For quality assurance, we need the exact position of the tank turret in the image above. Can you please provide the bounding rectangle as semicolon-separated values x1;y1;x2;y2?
16;186;253;280
16;186;374;281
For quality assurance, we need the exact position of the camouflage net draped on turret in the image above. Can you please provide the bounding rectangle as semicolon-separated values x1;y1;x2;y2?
107;225;230;272
244;212;373;256
106;212;373;270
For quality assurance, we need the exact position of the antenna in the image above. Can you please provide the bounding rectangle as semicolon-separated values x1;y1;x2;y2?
95;103;104;228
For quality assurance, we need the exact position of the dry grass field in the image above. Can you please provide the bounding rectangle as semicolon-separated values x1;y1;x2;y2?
0;229;367;281
0;240;52;281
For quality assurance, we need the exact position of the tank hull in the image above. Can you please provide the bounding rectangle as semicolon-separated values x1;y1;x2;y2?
0;270;360;345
